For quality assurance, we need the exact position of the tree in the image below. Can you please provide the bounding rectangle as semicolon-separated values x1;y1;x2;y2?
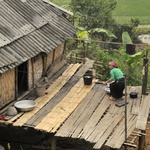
71;0;117;31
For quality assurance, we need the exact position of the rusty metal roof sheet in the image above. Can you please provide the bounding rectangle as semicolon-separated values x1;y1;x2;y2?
0;0;76;73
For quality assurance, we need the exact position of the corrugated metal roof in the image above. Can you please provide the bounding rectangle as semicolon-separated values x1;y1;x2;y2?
0;0;76;73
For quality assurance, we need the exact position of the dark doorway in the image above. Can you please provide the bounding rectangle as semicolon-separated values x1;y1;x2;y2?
18;61;28;95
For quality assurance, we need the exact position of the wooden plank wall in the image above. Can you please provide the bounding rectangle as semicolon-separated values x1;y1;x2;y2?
33;55;43;83
0;69;15;107
28;55;44;89
0;74;2;108
54;43;65;62
0;42;66;109
46;51;53;70
28;42;66;88
28;59;34;89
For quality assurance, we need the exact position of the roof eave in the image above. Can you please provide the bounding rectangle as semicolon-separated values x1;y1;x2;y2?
43;0;74;16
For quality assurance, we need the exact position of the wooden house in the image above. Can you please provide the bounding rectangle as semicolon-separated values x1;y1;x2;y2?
1;1;150;150
0;0;76;108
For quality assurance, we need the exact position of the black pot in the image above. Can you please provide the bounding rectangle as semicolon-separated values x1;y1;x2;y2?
129;92;138;98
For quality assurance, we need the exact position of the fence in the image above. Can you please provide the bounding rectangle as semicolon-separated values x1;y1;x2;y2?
66;38;150;88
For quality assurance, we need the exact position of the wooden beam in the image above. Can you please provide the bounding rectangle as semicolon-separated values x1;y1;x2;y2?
51;135;56;150
142;58;149;95
136;94;150;130
124;142;137;148
138;130;146;150
15;67;18;99
133;131;146;136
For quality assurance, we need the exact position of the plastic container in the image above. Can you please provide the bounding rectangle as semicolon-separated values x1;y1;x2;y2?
36;82;46;96
126;44;136;55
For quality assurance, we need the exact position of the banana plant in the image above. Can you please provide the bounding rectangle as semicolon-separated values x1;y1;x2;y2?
89;28;117;39
76;27;117;42
121;31;145;66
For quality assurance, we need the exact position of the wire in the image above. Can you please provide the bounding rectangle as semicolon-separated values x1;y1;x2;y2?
68;38;150;46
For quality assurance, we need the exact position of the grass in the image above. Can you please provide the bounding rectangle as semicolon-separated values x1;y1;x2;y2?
134;27;150;33
113;0;150;25
50;0;150;25
49;0;71;9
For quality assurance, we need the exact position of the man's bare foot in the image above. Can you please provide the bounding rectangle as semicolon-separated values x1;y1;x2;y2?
109;97;116;101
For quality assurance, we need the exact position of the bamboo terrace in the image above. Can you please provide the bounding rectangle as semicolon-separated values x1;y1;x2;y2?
0;62;150;150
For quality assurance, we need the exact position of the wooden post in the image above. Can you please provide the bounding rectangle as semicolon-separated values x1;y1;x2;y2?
83;42;86;64
124;75;128;150
51;135;56;150
15;67;18;99
142;58;149;95
63;41;67;55
41;52;47;76
31;58;35;87
139;51;148;149
138;130;146;150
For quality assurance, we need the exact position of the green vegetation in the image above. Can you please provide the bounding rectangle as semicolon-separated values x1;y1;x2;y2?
49;0;71;9
113;0;150;25
50;0;150;87
71;0;116;31
51;0;150;25
134;27;150;33
68;31;146;86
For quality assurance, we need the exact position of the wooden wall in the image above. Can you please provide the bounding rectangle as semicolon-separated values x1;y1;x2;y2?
0;42;66;108
28;59;34;89
34;55;43;83
54;42;65;61
0;69;15;108
28;55;44;88
46;50;53;70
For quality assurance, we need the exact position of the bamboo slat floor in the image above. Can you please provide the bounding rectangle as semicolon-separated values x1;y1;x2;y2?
136;93;150;130
56;85;148;149
25;60;94;127
35;78;96;132
0;62;150;150
13;63;81;126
